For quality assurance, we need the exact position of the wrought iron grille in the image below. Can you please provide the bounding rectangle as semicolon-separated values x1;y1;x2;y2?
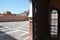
50;9;58;39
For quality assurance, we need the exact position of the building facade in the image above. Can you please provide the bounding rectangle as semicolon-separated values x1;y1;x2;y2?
0;11;29;22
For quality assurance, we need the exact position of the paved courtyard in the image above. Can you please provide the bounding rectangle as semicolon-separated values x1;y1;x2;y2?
0;21;30;40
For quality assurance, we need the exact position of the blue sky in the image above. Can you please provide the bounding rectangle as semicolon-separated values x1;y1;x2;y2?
0;0;29;14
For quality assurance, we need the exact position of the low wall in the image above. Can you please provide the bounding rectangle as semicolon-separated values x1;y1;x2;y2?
0;15;29;22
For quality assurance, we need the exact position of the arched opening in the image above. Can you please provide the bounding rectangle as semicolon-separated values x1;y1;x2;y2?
49;8;58;40
0;0;32;40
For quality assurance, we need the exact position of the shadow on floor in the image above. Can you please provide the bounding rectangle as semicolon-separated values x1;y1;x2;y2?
0;26;4;28
0;30;17;40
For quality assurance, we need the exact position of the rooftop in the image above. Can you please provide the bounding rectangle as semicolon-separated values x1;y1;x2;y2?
3;11;12;15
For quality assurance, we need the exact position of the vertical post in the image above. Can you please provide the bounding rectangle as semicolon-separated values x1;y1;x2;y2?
35;0;49;40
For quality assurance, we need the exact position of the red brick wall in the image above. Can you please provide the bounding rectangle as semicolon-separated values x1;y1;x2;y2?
0;15;28;22
30;21;33;40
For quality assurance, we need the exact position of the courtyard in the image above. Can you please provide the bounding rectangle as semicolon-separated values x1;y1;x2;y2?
0;21;30;40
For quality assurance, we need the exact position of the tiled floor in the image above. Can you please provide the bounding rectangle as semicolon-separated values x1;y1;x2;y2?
0;21;30;40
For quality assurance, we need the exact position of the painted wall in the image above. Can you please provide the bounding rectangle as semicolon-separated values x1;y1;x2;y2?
28;2;32;17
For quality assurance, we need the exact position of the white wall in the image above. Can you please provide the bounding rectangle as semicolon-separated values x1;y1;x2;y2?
28;2;32;17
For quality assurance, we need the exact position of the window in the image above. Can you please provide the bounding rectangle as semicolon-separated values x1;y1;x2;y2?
50;9;58;38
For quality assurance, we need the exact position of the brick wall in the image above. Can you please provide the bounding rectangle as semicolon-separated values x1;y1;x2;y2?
0;15;29;22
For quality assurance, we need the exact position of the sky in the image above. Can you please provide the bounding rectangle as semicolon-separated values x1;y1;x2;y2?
0;0;29;14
